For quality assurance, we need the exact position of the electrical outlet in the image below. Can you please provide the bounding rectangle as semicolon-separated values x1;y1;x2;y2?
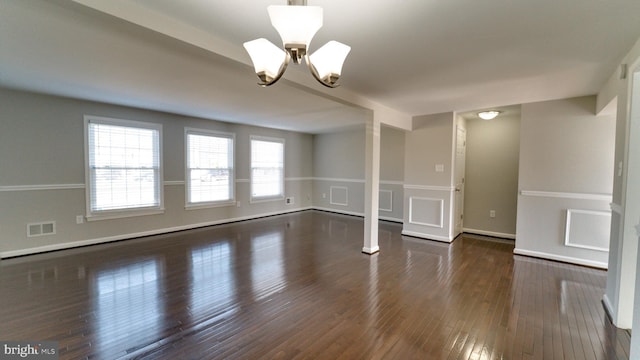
236;201;241;207
322;193;326;199
435;164;444;172
76;215;84;224
285;197;294;205
489;210;496;218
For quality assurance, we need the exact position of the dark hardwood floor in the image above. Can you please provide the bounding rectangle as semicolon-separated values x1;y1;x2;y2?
0;211;630;359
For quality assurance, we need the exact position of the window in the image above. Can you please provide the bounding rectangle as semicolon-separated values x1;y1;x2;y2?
186;129;234;206
85;116;163;219
250;136;284;202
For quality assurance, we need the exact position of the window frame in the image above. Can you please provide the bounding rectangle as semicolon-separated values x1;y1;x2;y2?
84;115;164;221
250;135;285;203
184;128;236;209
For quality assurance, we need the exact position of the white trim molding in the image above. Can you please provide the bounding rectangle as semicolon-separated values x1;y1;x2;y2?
610;202;623;214
401;230;452;243
520;190;612;202
0;184;85;192
362;246;380;254
310;207;402;223
314;177;404;186
408;197;444;228
164;181;184;186
513;248;608;269
314;177;365;183
313;207;363;218
381;180;404;186
463;228;516;240
564;209;611;252
329;186;349;206
404;184;455;192
0;206;312;259
0;177;388;192
602;294;615;322
379;215;403;223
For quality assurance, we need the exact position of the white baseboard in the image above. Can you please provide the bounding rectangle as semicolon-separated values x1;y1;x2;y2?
602;294;615;322
0;207;405;259
362;246;380;254
0;207;313;259
311;207;403;223
513;248;608;269
602;294;632;330
379;216;403;223
401;230;452;243
312;206;364;217
463;228;516;240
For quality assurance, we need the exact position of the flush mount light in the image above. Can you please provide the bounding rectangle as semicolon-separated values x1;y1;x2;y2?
477;110;501;120
243;0;351;88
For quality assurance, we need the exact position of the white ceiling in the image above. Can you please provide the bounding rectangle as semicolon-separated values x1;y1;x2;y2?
1;0;640;133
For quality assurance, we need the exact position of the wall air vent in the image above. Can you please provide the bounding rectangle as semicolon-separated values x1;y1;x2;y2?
27;221;56;237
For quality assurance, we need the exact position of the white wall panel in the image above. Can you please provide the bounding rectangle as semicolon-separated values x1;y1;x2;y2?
409;197;443;228
516;96;616;268
330;186;348;206
515;192;611;268
564;209;611;252
402;187;452;242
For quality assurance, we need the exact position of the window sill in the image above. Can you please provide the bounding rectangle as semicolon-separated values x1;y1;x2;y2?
185;201;236;210
86;208;165;222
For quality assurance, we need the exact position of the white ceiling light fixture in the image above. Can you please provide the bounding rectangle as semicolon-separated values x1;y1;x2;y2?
243;0;351;88
477;110;501;120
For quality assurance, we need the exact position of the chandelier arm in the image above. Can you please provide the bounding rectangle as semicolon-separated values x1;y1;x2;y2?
304;54;339;88
258;52;292;87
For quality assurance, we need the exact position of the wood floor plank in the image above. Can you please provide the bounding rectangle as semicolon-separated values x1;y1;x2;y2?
0;211;630;359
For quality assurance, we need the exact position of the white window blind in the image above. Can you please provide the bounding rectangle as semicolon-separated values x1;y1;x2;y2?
186;130;234;204
86;118;161;215
251;137;284;201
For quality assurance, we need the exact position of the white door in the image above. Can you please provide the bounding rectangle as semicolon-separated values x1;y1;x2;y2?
454;126;466;237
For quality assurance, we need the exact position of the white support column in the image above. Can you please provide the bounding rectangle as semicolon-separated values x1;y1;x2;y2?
363;117;381;254
632;222;640;357
607;69;640;329
627;69;640;357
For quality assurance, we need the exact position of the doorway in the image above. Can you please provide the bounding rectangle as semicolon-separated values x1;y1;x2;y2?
454;125;466;237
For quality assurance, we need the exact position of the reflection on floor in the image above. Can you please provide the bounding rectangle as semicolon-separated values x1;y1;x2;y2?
0;211;630;359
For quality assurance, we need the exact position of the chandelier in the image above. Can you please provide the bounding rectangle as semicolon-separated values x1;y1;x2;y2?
243;0;351;88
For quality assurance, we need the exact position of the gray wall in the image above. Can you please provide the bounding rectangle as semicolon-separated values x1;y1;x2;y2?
463;110;520;237
0;88;313;257
402;112;457;242
380;125;406;182
312;125;405;221
404;113;454;186
1;88;618;269
515;96;616;268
